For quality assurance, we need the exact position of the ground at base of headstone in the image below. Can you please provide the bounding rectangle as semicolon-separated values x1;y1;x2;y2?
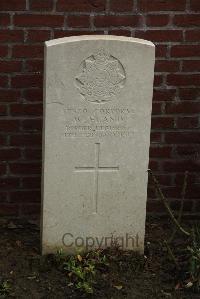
0;217;199;299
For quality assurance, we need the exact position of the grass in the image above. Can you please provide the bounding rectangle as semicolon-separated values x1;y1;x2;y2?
0;280;11;298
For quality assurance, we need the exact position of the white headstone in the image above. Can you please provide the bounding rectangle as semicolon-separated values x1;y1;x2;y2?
42;35;155;254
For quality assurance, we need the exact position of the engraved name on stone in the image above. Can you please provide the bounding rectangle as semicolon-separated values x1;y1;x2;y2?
64;107;135;138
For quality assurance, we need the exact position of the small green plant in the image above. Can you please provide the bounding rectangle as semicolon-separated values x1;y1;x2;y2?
54;248;67;265
0;280;11;298
55;249;108;294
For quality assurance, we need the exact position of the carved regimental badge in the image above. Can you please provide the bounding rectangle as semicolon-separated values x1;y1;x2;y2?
75;49;126;103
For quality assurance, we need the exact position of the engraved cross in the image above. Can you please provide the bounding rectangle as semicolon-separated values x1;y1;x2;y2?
75;143;119;213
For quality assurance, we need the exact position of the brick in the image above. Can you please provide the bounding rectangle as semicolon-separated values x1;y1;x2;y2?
151;117;174;129
10;190;41;202
147;187;157;200
190;0;200;11
0;105;7;115
163;160;200;172
153;89;176;101
139;0;186;11
0;204;19;216
24;89;43;102
108;30;131;36
0;178;20;189
24;148;42;159
171;45;200;57
0;76;8;88
30;0;53;10
0;135;6;146
0;14;10;26
154;75;163;87
185;185;200;199
155;60;179;72
25;60;44;73
175;172;198;185
151;132;162;143
10;104;43;116
22;177;41;188
9;162;41;175
146;15;169;26
0;89;20;102
94;15;140;27
57;0;106;12
0;30;24;42
27;30;51;42
170;200;193;212
148;174;172;186
110;0;133;11
179;88;200;100
12;45;44;58
177;117;199;128
22;119;42;131
14;14;64;27
165;132;200;144
10;134;42;146
167;74;200;86
0;61;22;73
185;30;200;41
175;147;200;165
0;120;20;132
195;202;200;213
174;14;200;26
0;148;20;160
148;160;159;171
0;193;7;203
0;164;7;175
0;46;8;57
11;75;43;88
150;146;172;158
162;186;183;198
163;186;188;199
155;45;168;57
152;102;162;114
166;102;200;114
147;200;164;213
183;60;200;71
54;30;103;38
68;15;90;28
21;203;40;215
135;30;183;41
0;0;26;10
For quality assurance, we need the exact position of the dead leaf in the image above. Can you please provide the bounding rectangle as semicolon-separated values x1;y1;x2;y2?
77;254;82;262
7;221;17;229
114;285;123;290
27;276;37;280
161;290;172;297
175;282;181;290
16;240;22;247
185;281;193;288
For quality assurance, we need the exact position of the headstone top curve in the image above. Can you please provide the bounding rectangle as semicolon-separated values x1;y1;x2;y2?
45;35;155;48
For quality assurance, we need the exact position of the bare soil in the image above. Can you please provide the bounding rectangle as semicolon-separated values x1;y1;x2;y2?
0;217;199;299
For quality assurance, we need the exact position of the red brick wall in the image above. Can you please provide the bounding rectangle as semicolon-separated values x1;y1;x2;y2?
0;0;199;218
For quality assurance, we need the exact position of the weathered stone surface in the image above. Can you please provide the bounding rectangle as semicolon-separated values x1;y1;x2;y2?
42;35;155;254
